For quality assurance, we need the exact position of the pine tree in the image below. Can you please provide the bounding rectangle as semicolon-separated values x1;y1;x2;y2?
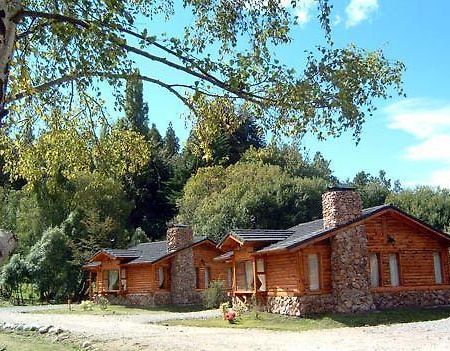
163;122;180;158
123;74;149;135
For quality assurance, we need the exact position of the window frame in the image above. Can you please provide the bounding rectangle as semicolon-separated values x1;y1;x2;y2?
433;252;443;285
256;258;267;292
105;269;119;291
307;253;321;292
388;253;401;287
195;267;201;289
226;266;233;289
369;252;381;288
235;260;254;292
157;265;169;290
204;266;211;289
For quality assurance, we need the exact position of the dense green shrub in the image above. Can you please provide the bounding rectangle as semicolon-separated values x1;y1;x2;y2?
202;280;229;309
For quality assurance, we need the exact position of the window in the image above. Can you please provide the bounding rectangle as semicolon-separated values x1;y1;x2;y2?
308;254;320;291
226;267;233;289
236;261;254;291
107;270;119;291
120;269;127;291
195;267;201;289
369;253;380;288
256;259;266;292
205;267;211;288
433;252;443;284
158;266;168;289
389;253;400;287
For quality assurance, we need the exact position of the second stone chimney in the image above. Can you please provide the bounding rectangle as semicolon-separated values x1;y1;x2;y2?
166;224;197;304
322;186;362;229
166;224;193;253
322;186;375;313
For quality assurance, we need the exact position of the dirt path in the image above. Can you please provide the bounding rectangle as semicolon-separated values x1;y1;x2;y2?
1;307;450;350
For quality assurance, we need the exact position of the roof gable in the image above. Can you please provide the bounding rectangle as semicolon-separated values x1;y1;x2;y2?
257;205;450;254
85;237;217;267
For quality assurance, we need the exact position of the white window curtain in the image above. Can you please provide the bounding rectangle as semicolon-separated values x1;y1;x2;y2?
389;254;400;287
369;253;380;288
433;252;443;284
256;259;266;291
158;266;165;289
245;261;254;290
308;254;320;291
108;270;119;291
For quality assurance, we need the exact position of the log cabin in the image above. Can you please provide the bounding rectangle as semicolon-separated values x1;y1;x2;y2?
83;225;229;305
217;187;450;315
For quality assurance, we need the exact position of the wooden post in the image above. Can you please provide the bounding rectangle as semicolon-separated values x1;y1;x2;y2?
253;257;257;294
232;256;236;295
89;271;92;298
118;267;122;292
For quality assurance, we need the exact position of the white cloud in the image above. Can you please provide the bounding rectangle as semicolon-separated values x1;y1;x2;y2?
279;0;315;25
405;135;450;162
295;0;315;25
386;98;450;139
345;0;378;27
386;98;450;189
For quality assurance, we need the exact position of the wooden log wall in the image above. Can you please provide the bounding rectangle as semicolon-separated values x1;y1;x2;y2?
365;212;450;289
193;244;229;289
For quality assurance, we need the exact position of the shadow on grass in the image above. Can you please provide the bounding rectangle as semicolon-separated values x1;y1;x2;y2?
308;305;450;328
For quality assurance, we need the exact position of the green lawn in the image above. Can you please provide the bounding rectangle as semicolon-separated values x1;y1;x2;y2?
33;303;206;315
163;306;450;331
0;332;81;351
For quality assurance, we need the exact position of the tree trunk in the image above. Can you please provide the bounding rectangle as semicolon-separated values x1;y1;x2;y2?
0;229;17;263
0;0;21;124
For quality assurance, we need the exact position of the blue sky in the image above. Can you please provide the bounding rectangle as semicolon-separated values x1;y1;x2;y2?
130;1;450;188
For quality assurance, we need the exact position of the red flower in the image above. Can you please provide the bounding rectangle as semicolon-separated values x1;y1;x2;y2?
225;311;236;322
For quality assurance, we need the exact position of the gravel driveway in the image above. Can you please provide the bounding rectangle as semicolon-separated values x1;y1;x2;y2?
1;306;450;351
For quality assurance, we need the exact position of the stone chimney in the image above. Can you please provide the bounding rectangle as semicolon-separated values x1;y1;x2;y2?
322;186;362;229
323;187;375;313
166;224;197;304
166;224;193;253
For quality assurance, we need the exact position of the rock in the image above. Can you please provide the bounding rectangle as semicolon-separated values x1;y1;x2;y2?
82;341;93;349
49;327;63;335
56;333;70;342
38;325;52;334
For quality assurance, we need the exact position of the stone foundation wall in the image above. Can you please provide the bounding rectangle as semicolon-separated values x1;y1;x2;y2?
266;295;334;316
105;292;171;306
373;289;450;310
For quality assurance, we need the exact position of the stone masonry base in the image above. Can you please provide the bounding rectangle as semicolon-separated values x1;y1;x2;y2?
266;295;334;316
266;289;450;316
373;290;450;310
105;292;171;306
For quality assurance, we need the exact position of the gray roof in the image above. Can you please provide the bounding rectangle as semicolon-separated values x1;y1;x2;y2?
257;205;398;253
225;229;294;245
102;249;140;259
96;236;211;265
213;251;234;262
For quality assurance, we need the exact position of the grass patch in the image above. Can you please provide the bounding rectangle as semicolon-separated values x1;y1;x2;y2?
0;331;81;351
32;304;206;315
0;300;12;308
163;306;450;331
